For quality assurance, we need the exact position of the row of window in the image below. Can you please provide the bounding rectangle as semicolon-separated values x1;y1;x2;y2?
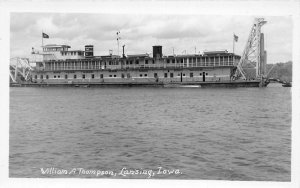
34;72;209;79
45;56;235;66
95;57;233;65
61;51;83;56
43;47;66;52
113;57;235;65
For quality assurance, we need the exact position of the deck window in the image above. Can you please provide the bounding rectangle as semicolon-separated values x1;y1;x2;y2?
145;60;148;64
167;59;170;63
190;73;193;78
172;59;175;63
40;75;43;79
200;73;202;76
170;73;174;78
82;74;85;79
114;75;116;77
54;75;56;78
121;73;125;78
164;73;168;78
74;75;77;79
206;73;208;76
65;75;68;79
140;74;143;77
46;75;49;79
154;73;158;78
34;75;37;79
58;75;60;78
144;74;147;77
91;74;94;79
100;74;103;78
109;75;112;77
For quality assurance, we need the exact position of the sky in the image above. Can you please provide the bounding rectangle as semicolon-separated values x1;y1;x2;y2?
10;13;293;64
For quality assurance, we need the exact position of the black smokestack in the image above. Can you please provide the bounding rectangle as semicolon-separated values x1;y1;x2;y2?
85;45;94;58
153;45;162;59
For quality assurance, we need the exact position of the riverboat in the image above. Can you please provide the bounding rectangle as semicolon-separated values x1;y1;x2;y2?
29;44;262;87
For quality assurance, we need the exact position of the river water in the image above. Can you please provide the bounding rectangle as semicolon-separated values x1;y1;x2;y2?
9;83;291;181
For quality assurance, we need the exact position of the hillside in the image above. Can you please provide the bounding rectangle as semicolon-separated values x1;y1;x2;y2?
266;61;292;82
242;61;292;82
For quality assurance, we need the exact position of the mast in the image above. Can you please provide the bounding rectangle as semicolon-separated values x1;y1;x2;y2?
117;31;120;57
42;30;44;49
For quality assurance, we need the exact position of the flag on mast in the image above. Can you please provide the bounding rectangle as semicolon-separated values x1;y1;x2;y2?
234;34;238;42
42;32;49;38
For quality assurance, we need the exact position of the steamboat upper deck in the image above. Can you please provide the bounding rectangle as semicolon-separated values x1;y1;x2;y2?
32;44;240;72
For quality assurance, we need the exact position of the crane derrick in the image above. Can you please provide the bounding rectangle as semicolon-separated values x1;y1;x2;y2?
234;18;267;82
10;57;33;83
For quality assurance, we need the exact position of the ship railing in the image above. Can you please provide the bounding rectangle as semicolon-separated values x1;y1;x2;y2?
42;61;235;71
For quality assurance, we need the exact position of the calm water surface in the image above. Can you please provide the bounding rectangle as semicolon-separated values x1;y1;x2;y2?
9;83;291;180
